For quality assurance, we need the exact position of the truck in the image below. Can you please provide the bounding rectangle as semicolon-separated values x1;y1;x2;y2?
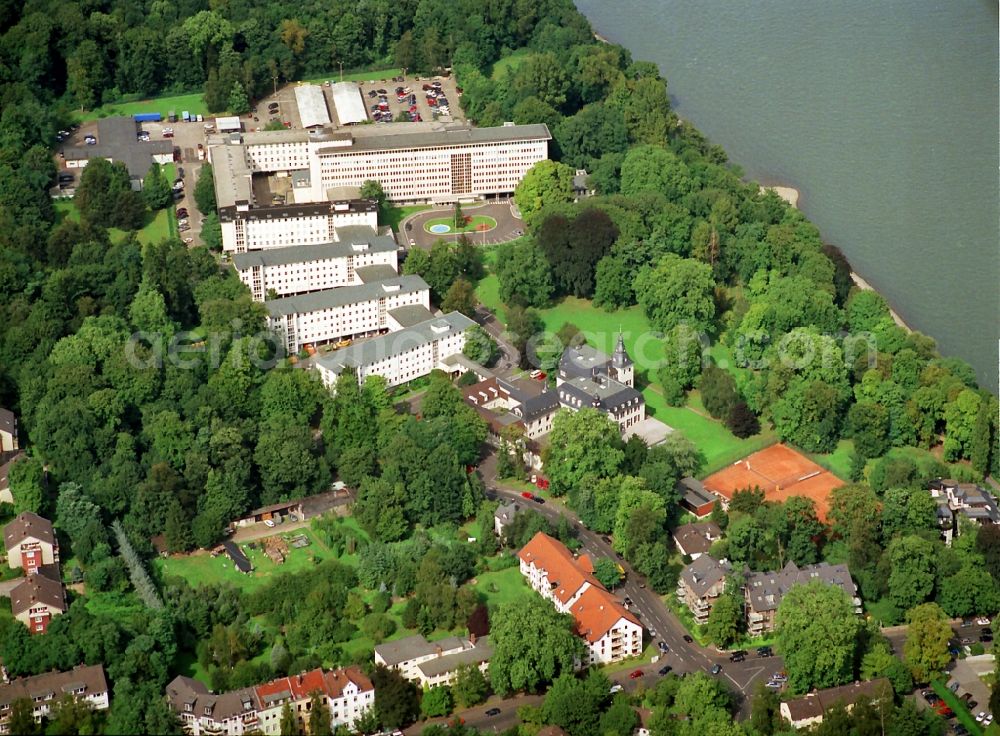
133;112;162;123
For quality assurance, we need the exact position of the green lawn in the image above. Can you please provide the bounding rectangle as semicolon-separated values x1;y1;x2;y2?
471;566;534;610
423;215;497;234
302;67;404;85
491;50;533;81
931;679;983;736
76;92;211;124
384;204;433;233
808;439;856;481
155;529;336;594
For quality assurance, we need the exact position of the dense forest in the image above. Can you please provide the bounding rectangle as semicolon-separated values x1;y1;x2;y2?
0;0;997;733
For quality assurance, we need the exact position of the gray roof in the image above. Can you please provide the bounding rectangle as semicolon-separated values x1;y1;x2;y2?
388;304;435;327
317;123;551;155
679;554;731;598
212;145;253;209
5;511;56;549
217;196;378;223
0;408;15;435
294;84;332;128
558;375;642;412
222;541;252;574
265;275;428;317
11;573;66;616
783;679;891;722
231;228;397;270
166;676;259;723
745;561;857;614
330;82;367;125
355;264;400;283
416;637;493;678
679;477;718;510
374;634;466;666
495;502;520;525
674;522;723;556
317;311;476;375
559;344;612;381
0;666;108;709
63;117;172;180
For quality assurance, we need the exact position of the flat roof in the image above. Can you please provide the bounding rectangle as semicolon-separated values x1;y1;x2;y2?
330;82;368;125
212;145;253;209
295;84;332;128
265;275;428;317
388;304;435;327
216;116;242;132
230;228;396;270
355;264;400;283
317;311;476;374
63;117;172;179
317;123;550;155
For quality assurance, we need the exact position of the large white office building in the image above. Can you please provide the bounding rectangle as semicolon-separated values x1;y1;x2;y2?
315;311;475;389
231;226;399;301
266;274;431;354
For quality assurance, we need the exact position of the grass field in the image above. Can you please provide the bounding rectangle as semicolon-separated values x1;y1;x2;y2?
383;203;433;233
491;50;532;81
77;92;211;124
931;679;983;736
424;215;497;234
303;67;403;85
471;565;533;609
808;439;856;481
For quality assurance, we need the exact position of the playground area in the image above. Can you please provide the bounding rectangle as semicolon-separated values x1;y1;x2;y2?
702;444;844;522
424;214;497;234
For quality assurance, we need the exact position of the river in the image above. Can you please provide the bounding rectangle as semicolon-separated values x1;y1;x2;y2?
574;0;999;392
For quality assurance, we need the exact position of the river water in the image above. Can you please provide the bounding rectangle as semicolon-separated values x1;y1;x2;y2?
574;0;999;391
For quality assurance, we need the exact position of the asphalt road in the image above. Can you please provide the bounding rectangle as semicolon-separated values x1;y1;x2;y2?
478;453;785;716
405;695;544;735
402;202;524;249
475;306;519;375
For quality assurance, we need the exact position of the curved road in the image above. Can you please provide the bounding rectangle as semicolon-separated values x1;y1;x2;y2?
401;202;524;249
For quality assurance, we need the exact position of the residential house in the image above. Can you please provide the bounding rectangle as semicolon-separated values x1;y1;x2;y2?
0;452;23;506
744;561;861;636
4;512;60;573
373;635;487;686
0;408;16;454
677;555;732;625
673;522;723;560
11;570;67;634
518;532;642;665
928;479;1000;544
780;679;891;730
494;501;520;537
678;477;718;518
0;665;109;735
166;678;260;736
556;338;644;432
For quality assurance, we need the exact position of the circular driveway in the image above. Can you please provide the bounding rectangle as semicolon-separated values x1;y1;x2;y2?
402;201;524;249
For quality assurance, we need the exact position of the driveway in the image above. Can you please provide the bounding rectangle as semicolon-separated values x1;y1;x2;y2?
0;578;22;598
474;306;519;375
405;694;543;735
402;202;524;249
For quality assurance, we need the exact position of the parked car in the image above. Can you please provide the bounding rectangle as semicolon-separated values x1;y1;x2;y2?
710;664;722;675
658;665;672;676
658;641;669;652
980;634;993;642
629;669;644;679
984;714;994;726
757;646;773;657
975;712;987;723
683;635;694;643
765;680;782;689
264;519;275;528
623;596;633;606
532;496;545;504
977;617;992;625
485;708;501;717
177;208;189;217
609;684;623;694
729;651;746;662
521;491;534;500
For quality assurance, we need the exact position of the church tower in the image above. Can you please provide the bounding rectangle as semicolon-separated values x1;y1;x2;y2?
611;332;634;387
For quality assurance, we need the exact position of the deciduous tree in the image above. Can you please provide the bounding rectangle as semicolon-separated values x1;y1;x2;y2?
543;409;624;496
635;254;716;335
903;603;952;683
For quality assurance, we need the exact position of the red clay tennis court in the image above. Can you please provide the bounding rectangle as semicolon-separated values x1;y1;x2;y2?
702;444;844;522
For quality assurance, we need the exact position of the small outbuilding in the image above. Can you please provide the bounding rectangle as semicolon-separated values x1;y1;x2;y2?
330;82;367;125
295;84;332;129
216;116;242;133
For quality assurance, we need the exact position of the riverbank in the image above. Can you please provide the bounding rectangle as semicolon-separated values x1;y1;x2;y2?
759;185;800;209
849;272;911;331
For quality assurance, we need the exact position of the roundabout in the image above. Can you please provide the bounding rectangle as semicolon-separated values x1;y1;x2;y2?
422;214;498;235
401;202;524;248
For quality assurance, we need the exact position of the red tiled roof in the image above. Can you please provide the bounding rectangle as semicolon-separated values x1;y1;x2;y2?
254;668;327;705
570;586;640;643
324;666;373;698
519;532;598;605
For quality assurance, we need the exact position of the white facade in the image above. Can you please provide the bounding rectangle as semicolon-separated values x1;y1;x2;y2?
518;556;592;614
232;234;398;301
315;312;475;389
267;276;430;354
220;205;378;254
584;612;644;666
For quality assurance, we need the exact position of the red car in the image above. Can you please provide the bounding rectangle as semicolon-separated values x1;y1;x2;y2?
521;491;534;500
629;669;644;679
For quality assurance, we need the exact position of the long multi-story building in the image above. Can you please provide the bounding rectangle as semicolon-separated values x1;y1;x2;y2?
231;226;399;301
518;532;642;666
0;665;110;734
677;554;732;625
373;634;492;688
266;274;431;354
166;667;374;736
314;311;475;389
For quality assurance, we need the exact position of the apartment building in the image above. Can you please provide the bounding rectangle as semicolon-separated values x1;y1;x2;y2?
314;311;475;389
232;226;399;301
780;679;891;730
4;512;59;573
373;634;492;687
167;667;374;736
0;665;109;734
744;561;861;636
677;555;732;625
11;570;67;634
266;274;431;354
518;532;642;666
673;522;723;560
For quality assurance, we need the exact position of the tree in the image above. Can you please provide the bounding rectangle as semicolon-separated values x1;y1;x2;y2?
775;581;862;694
420;686;453;718
847;401;890;459
860;640;913;696
903;603;952;683
593;255;633;309
513;160;575;225
593;557;622;590
700;363;739;420
279;702;300;736
620;145;692;201
441;278;477;317
489;597;584;695
9;455;45;514
887;535;936;611
537;209;618;298
495;240;553;307
462;326;499;367
635;254;716;334
308;691;332;735
360;180;386;208
542;670;610;736
452;664;489;709
727;402;760;438
371;666;420;730
142;163;172;210
74;158;138;229
194;163;216;215
8;698;39;736
705;591;744;648
970;398;995;477
228;82;250;114
543;409;624;496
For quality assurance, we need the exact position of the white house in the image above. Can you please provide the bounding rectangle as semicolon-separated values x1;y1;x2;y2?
0;665;109;734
